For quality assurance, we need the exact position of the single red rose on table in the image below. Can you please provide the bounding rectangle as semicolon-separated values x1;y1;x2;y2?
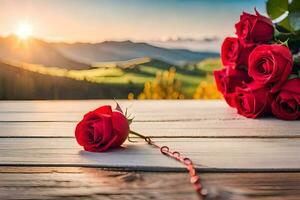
221;37;255;68
234;82;271;119
235;9;274;43
75;105;129;152
214;67;251;107
248;44;293;93
271;78;300;120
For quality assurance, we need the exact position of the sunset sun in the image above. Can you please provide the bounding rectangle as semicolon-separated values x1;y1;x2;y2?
16;22;33;40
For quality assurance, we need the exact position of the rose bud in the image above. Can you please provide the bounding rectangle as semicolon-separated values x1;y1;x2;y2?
75;105;129;152
271;78;300;120
234;82;271;118
221;37;256;68
248;44;293;93
235;9;274;43
214;67;252;107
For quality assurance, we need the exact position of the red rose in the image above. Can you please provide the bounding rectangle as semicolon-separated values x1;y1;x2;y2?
221;37;255;68
75;105;129;152
248;44;293;93
214;67;251;107
234;82;271;118
235;9;274;43
271;78;300;120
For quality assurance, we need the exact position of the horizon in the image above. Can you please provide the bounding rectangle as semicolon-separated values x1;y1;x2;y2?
0;33;222;53
0;33;220;44
0;0;265;43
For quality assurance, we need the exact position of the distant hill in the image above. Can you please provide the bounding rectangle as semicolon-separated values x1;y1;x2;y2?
54;40;219;65
91;56;206;77
0;55;215;99
0;36;219;69
91;57;174;70
0;60;140;99
149;37;221;52
0;35;220;99
91;57;153;69
0;36;90;70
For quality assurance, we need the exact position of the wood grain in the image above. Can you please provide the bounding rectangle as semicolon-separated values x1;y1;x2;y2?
0;100;299;199
0;167;300;200
0;138;299;171
0;100;242;122
0;120;299;138
0;100;298;138
0;100;226;113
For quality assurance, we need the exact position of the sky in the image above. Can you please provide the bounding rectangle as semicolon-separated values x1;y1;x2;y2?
0;0;266;43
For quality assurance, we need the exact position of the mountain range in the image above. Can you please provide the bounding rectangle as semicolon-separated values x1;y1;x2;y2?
54;40;219;66
0;35;219;69
149;37;221;52
0;36;89;70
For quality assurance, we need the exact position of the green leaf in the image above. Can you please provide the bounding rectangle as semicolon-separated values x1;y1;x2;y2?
275;23;290;33
288;12;300;31
278;16;293;32
266;0;288;20
288;0;300;12
127;117;134;125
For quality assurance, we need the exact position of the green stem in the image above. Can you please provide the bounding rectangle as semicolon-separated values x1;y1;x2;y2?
129;130;147;140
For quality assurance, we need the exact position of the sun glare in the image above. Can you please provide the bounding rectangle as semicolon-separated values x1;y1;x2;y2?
16;22;33;40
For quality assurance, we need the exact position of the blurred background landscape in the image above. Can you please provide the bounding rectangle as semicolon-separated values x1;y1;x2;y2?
0;0;265;99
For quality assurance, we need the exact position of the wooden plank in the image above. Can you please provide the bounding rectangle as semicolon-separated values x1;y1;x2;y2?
129;120;300;138
0;100;226;113
0;167;300;200
0;138;299;171
0;120;299;138
0;167;198;200
0;109;239;122
0;100;243;122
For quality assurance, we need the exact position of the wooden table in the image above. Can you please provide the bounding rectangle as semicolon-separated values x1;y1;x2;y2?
0;100;299;200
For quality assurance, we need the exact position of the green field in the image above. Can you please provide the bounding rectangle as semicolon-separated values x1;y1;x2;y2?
0;57;222;99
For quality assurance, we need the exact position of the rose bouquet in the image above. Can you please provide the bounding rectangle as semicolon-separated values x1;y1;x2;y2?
214;6;300;120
